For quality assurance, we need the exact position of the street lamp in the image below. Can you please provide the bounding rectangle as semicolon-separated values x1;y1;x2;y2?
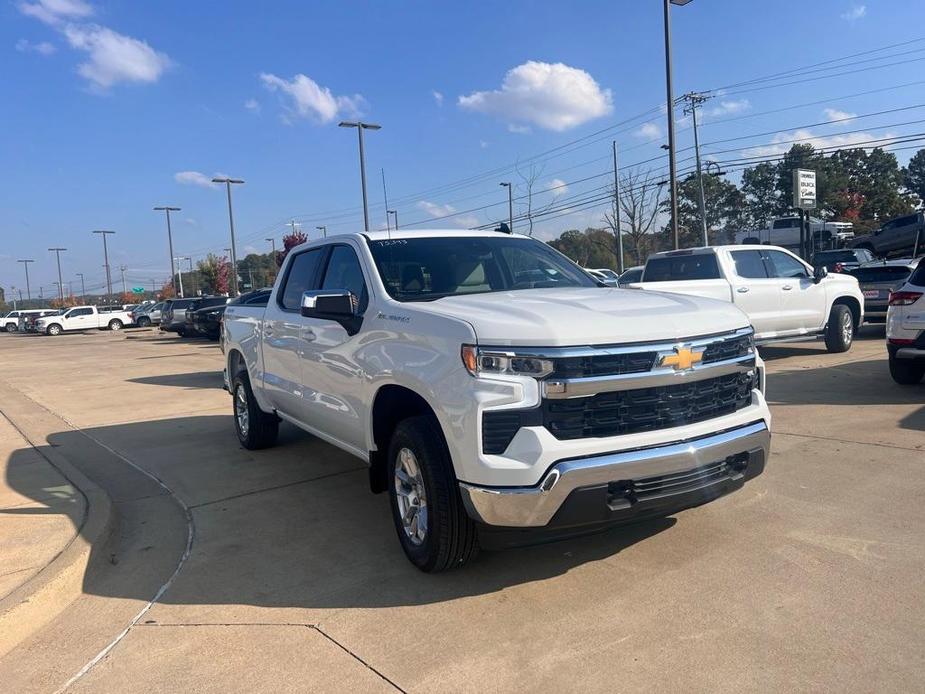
154;206;181;300
92;230;116;297
499;182;514;233
339;121;381;232
664;0;692;250
387;210;398;231
48;247;67;300
17;259;34;300
315;225;327;238
212;177;244;295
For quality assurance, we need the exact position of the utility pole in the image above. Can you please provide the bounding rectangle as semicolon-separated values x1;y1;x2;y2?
48;247;67;300
500;182;514;232
17;259;34;300
611;141;625;273
154;206;181;301
266;238;276;254
663;0;692;249
212;177;244;295
338;121;382;231
387;210;398;231
287;219;302;238
381;167;390;230
174;257;188;297
682;91;712;246
119;265;128;295
92;230;116;298
76;273;86;301
68;280;73;297
316;225;327;238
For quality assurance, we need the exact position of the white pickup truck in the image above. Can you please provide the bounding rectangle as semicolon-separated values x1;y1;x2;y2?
633;245;864;352
734;216;854;248
35;305;134;335
223;230;771;571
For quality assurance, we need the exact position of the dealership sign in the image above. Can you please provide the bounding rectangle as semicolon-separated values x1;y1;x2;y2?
793;169;816;209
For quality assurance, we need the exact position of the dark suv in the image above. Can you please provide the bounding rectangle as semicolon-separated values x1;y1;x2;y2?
185;297;230;340
852;212;925;258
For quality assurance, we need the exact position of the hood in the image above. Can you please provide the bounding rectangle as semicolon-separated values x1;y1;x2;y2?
406;287;750;346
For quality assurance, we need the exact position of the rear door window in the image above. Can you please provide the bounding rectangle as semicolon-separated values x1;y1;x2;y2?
730;250;768;279
644;254;721;282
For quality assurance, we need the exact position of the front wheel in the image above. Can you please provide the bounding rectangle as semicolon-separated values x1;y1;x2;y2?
137;316;151;328
46;324;62;336
824;304;853;353
387;416;479;572
889;355;925;385
5;323;16;333
108;319;123;331
232;371;279;449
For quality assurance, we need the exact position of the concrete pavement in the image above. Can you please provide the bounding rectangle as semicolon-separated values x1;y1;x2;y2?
0;326;922;692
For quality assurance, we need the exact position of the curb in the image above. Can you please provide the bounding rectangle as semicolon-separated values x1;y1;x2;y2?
0;397;116;659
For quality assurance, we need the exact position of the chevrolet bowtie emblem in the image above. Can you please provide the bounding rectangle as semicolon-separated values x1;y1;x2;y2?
660;347;703;371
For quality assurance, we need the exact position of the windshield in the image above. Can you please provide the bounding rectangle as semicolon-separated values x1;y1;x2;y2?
366;236;596;302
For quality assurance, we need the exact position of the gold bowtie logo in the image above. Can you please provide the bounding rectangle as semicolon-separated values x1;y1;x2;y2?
660;347;703;371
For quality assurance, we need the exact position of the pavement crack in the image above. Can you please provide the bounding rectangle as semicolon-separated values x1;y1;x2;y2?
312;625;406;693
188;468;364;510
137;622;319;627
776;430;924;452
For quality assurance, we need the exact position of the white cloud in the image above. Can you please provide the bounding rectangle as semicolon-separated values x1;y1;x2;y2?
260;72;366;124
707;98;750;117
15;38;56;55
508;123;531;134
479;140;489;149
417;200;456;217
743;128;896;157
634;122;662;140
244;98;260;113
18;0;92;25
841;4;866;21
416;200;480;228
453;215;480;228
63;24;170;89
174;171;217;188
432;90;443;106
547;178;569;197
823;107;857;123
458;61;613;132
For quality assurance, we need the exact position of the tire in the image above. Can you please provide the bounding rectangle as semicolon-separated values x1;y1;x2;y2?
824;304;854;353
889;355;925;385
387;416;479;572
231;370;279;449
5;323;16;333
176;327;186;337
108;319;123;331
46;324;62;336
137;316;151;328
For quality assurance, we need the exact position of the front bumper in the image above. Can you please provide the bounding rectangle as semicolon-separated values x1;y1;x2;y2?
459;420;769;528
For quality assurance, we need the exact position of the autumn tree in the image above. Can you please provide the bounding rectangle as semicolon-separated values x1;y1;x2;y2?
280;230;308;265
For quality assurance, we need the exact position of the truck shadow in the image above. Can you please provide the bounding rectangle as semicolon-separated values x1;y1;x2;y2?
127;372;223;389
4;415;676;611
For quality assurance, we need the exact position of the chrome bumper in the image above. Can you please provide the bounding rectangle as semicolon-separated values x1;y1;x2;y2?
459;421;770;528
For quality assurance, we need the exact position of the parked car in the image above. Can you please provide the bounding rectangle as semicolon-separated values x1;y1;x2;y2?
2;311;26;332
634;245;864;352
617;265;644;287
812;248;876;273
219;289;271;352
223;230;770;571
584;268;619;286
34;305;134;335
20;309;61;332
848;259;920;322
886;259;925;384
186;297;230;340
852;212;924;259
160;298;200;336
134;302;164;327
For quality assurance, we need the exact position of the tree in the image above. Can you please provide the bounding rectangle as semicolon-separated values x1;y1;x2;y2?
740;162;780;228
548;228;619;268
904;148;925;205
160;280;176;299
609;167;664;266
280;230;308;265
196;253;231;295
237;252;278;289
515;162;558;236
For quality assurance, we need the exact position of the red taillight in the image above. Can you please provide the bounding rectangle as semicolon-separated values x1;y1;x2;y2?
888;338;916;345
834;263;845;273
888;291;923;306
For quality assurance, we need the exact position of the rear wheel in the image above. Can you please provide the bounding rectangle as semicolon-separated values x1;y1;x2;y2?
232;370;279;449
387;416;478;572
108;319;123;331
5;323;17;333
889;355;925;385
824;304;853;353
137;316;151;327
176;326;186;337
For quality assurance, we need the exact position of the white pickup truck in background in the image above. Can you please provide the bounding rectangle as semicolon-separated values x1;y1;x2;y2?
35;305;134;335
223;230;771;572
734;216;854;249
633;245;864;352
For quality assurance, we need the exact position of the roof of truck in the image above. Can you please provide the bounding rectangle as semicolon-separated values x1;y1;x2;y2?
359;229;532;241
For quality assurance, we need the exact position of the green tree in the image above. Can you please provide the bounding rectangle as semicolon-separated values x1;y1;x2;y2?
662;173;746;247
904;148;925;204
548;228;619;268
741;162;781;227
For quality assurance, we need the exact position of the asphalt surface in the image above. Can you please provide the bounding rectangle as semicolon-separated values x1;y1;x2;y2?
0;325;922;693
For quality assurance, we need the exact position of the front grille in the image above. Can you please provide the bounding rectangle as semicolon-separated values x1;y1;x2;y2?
482;411;529;455
542;372;754;441
701;334;752;364
550;351;656;379
606;455;748;505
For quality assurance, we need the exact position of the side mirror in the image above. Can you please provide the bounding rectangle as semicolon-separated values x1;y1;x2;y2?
813;265;828;284
301;289;356;318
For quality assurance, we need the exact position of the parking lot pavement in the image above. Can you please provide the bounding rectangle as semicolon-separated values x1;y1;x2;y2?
0;327;922;692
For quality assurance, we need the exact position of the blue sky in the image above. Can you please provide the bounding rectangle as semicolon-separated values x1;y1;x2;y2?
2;0;924;294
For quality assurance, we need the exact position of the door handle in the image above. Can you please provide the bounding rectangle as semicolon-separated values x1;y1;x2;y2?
736;287;749;293
264;327;274;337
782;285;793;291
303;330;316;342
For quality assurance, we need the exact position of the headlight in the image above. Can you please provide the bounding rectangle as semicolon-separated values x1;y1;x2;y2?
461;345;554;378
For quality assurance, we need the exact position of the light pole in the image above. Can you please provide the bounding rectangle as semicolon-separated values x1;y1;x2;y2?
154;206;181;301
212;177;244;295
387;210;398;231
664;0;692;250
315;225;327;238
338;121;381;231
119;265;128;295
92;230;116;298
48;247;67;300
173;257;188;298
682;91;711;246
499;182;514;233
17;259;34;300
76;273;86;302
